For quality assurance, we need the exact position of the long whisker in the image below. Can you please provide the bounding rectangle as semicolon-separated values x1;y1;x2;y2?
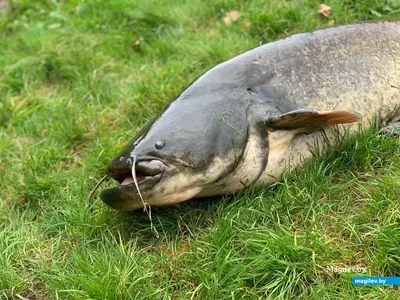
131;155;159;237
131;154;148;213
87;175;108;210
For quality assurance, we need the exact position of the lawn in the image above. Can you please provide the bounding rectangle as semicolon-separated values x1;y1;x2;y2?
0;0;400;299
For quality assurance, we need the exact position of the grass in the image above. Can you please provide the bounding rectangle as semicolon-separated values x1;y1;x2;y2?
0;0;399;298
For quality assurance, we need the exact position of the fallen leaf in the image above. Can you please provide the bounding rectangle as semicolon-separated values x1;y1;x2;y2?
318;4;332;17
223;10;241;25
130;37;144;50
328;19;335;26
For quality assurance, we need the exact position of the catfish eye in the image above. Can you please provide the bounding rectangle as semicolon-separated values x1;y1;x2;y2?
155;140;165;150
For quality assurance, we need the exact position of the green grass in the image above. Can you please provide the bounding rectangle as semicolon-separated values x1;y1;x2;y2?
0;0;399;298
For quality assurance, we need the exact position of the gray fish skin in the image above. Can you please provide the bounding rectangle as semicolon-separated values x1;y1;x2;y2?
100;21;400;211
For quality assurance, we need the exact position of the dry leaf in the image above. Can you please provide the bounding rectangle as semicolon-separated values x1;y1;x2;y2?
130;37;144;50
223;10;241;25
318;4;332;17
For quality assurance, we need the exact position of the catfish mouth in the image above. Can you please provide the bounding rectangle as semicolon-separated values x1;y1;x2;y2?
100;158;166;210
110;160;165;186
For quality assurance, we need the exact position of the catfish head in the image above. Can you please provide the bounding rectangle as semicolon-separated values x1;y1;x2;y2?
99;93;259;211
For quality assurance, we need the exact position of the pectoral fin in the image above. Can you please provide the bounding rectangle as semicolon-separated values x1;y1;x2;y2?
264;109;361;133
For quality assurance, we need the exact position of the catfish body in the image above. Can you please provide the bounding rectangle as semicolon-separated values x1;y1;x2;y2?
100;21;400;211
